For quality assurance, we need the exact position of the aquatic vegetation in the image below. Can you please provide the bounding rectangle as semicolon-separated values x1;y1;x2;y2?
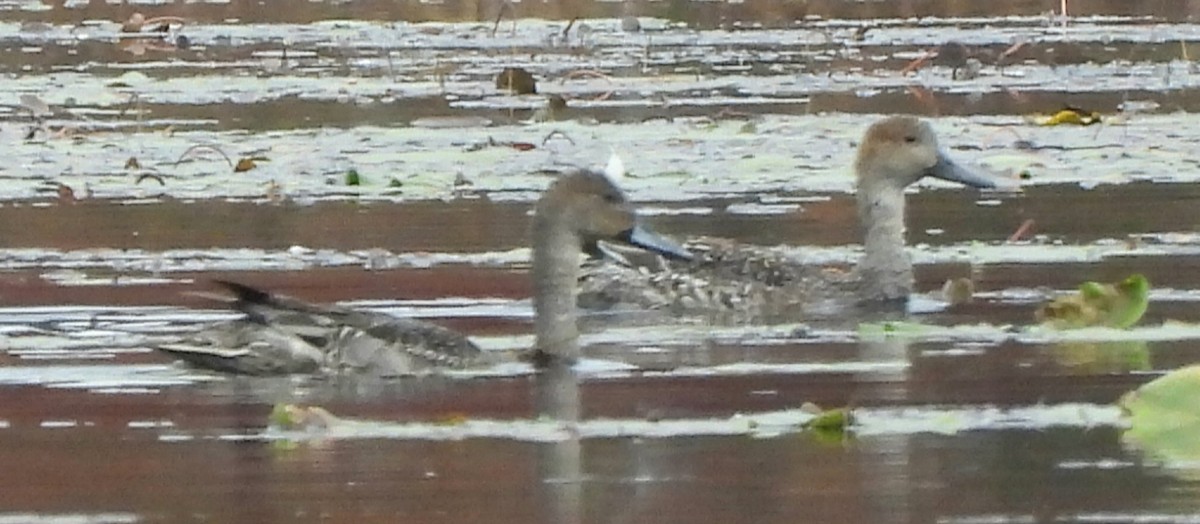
799;402;854;442
1033;107;1103;126
1120;365;1200;465
270;404;340;431
1036;275;1150;329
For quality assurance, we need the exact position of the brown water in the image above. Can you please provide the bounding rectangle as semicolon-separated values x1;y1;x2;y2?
3;0;1200;523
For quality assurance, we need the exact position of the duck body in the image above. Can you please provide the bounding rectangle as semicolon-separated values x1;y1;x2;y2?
157;319;325;376
158;280;486;377
578;116;996;316
158;170;691;375
578;237;851;317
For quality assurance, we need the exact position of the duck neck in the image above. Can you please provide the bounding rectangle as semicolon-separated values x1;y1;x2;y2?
856;181;913;302
532;218;583;363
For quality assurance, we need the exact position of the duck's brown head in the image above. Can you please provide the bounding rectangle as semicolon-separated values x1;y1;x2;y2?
855;116;995;190
535;170;692;261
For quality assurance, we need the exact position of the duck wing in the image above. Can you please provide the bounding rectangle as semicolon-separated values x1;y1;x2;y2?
213;280;485;375
579;237;830;313
156;319;325;376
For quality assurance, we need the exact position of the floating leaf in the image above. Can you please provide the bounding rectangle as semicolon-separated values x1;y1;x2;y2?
124;156;141;170
269;403;299;428
269;404;338;431
1035;106;1102;126
1036;274;1150;329
1120;365;1200;465
346;169;362;186
234;157;256;172
799;402;854;443
802;407;853;432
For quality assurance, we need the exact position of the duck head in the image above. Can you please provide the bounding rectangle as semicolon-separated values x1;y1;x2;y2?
532;170;690;363
535;170;692;261
854;115;995;192
853;116;994;303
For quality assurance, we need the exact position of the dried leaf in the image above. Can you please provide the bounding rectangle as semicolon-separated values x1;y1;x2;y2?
56;183;76;204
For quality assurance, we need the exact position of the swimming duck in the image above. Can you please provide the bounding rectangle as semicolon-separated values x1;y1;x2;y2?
578;116;997;314
156;169;692;375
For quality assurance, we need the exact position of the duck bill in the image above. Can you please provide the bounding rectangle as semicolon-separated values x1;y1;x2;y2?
621;224;693;261
928;152;996;189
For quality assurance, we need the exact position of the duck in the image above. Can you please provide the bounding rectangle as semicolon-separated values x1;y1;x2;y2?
155;169;693;376
578;115;997;315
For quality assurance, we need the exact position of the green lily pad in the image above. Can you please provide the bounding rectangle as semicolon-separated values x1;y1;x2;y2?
1120;365;1200;465
803;408;853;432
799;401;854;443
1036;274;1150;329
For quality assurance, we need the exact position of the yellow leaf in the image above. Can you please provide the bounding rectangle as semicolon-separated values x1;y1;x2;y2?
1037;107;1102;126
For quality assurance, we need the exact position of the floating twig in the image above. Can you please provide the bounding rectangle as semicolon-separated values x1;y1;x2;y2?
562;18;576;40
175;144;235;169
541;129;575;146
900;50;936;75
1008;219;1036;243
998;39;1029;64
136;173;166;186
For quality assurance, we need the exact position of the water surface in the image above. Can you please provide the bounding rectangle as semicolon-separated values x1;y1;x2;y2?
2;0;1200;522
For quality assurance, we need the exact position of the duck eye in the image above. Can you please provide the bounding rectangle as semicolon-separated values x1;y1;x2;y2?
904;135;918;143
